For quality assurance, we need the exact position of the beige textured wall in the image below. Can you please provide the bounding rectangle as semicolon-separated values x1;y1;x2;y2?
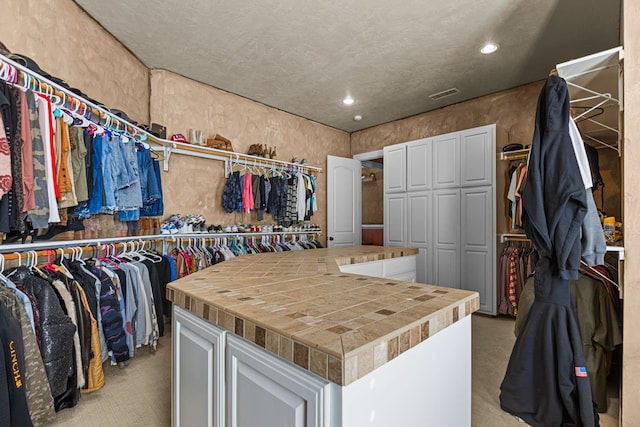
351;82;543;155
361;167;383;225
0;0;149;124
623;1;640;425
150;70;350;242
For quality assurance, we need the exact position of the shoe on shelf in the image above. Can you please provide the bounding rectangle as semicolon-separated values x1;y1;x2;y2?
161;222;178;235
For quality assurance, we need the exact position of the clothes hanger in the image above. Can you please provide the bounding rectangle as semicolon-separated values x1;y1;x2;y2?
0;254;13;287
579;259;619;288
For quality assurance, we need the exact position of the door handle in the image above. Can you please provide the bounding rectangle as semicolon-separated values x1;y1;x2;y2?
329;236;334;241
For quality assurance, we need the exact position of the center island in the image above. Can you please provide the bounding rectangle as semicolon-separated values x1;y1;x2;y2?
167;245;479;427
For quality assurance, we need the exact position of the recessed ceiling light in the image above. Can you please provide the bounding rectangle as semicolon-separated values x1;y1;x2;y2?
342;96;355;105
354;115;362;121
480;42;499;54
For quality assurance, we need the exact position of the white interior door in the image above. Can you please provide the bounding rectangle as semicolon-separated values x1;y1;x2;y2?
327;155;362;247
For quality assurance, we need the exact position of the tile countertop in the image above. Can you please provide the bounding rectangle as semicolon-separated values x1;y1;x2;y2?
167;246;479;386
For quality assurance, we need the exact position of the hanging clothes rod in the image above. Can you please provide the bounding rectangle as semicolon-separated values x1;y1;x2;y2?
0;235;166;254
0;239;164;263
0;53;150;141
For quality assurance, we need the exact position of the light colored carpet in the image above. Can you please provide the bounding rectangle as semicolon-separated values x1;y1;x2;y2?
48;326;172;427
45;315;619;426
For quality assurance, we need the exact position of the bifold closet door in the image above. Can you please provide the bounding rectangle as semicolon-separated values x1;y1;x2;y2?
433;189;461;289
461;186;496;314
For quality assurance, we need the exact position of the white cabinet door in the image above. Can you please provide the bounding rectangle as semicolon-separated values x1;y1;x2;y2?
407;191;431;284
432;133;460;189
406;138;432;192
383;144;407;193
173;305;225;427
384;193;407;246
433;189;461;289
462;186;496;314
460;125;495;187
226;335;330;427
407;191;431;247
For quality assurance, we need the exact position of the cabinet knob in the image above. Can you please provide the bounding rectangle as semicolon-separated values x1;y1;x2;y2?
329;236;334;241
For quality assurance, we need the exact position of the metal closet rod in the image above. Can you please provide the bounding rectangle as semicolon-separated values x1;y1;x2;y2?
0;235;166;255
0;239;164;262
0;231;321;255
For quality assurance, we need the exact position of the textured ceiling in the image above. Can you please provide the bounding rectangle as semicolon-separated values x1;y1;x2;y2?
74;0;620;132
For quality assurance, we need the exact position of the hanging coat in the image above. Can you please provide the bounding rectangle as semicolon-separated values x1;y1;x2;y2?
500;75;599;426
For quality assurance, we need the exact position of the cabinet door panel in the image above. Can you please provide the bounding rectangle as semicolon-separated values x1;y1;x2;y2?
408;191;431;247
383;144;407;193
461;186;495;314
433;190;461;288
384;194;407;246
407;139;431;191
227;336;329;427
432;134;460;188
460;125;495;187
173;306;225;427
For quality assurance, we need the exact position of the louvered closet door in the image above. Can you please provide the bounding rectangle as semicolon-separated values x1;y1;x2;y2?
433;189;461;289
461;186;496;314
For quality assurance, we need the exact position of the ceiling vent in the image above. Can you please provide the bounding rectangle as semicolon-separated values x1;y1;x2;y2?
429;88;460;101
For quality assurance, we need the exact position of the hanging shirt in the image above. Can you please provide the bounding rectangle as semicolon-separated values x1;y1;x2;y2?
0;88;12;198
35;94;60;223
242;172;254;213
70;126;89;202
25;90;50;229
296;172;306;221
18;91;35;213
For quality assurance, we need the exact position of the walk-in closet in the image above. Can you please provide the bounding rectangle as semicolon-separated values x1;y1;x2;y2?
1;0;638;426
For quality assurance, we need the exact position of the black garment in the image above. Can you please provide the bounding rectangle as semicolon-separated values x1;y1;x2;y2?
154;256;173;317
0;301;34;427
66;278;93;391
500;76;597;426
114;269;128;305
65;260;99;322
0;83;18;233
9;267;77;401
141;259;164;337
84;129;94;197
